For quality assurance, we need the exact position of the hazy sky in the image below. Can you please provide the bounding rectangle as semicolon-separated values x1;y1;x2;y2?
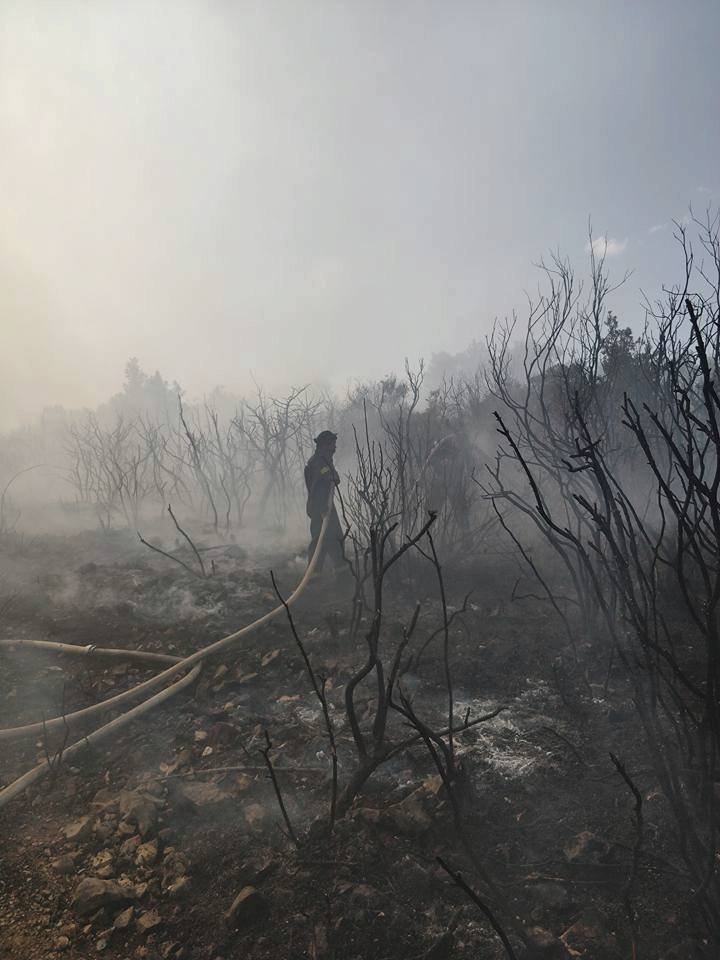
1;0;719;427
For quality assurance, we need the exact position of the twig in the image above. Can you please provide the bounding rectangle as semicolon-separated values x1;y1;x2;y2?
609;752;643;960
271;570;339;833
160;765;325;779
136;531;203;578
436;856;519;960
261;730;299;847
167;503;207;577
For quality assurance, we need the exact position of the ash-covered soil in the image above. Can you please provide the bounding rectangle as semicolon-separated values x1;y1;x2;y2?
0;531;709;959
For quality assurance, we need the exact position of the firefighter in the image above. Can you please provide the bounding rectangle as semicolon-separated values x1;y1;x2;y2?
304;430;345;572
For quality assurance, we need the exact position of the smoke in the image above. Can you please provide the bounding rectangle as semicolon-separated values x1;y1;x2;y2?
2;2;719;427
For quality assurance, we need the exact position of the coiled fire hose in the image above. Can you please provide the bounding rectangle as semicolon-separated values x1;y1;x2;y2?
0;499;335;808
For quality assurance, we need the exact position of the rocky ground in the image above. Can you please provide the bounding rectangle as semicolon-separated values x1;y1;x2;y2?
0;529;713;959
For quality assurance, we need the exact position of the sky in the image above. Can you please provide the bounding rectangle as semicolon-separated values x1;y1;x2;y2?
1;0;719;428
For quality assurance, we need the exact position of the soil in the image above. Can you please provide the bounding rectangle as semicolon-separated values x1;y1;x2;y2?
0;529;711;959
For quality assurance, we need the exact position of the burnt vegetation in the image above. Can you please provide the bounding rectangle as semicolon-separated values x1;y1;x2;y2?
2;216;720;959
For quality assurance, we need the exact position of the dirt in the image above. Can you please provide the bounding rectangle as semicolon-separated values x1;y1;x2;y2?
0;530;712;959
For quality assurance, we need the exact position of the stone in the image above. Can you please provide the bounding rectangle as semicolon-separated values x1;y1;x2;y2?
180;782;227;806
94;822;115;844
354;807;382;827
387;791;433;836
124;797;158;838
64;817;94;843
137;909;162;934
525;927;571;959
244;803;266;828
91;788;119;812
236;858;277;888
561;913;617;955
119;835;142;862
225;886;269;926
563;831;609;864
71;878;134;918
52;854;77;875
166;876;191;898
90;849;114;872
143;778;165;799
53;936;70;952
162;851;189;883
135;840;159;868
113;906;134;930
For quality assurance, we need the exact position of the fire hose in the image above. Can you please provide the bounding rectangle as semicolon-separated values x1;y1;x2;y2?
0;499;334;809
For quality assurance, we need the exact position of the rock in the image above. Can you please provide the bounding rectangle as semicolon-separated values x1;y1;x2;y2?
238;858;277;888
179;782;227;806
135;840;159;867
354;807;382;827
64;816;94;843
119;835;142;862
124;797;158;838
387;791;433;836
96;937;109;951
145;877;163;899
164;783;200;818
244;803;267;828
524;927;571;959
91;788;119;813
94;822;116;844
52;854;77;875
53;936;70;952
113;906;134;930
137;909;162;934
225;886;269;926
166;876;191;898
162;851;190;883
561;913;617;955
71;878;134;918
89;908;110;928
161;943;181;959
563;831;609;864
143;778;165;799
90;849;115;872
